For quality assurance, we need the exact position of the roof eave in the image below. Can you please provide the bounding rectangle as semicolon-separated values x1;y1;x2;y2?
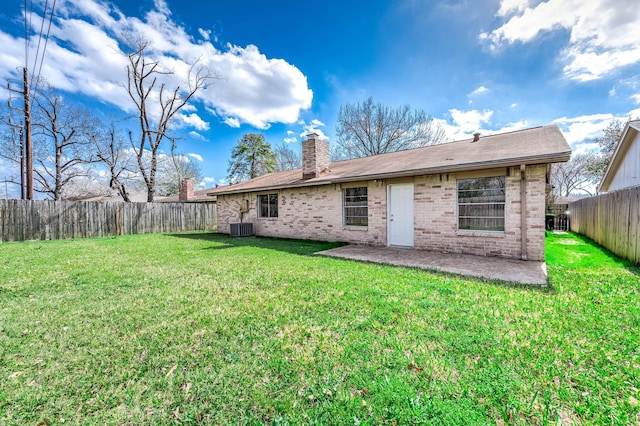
598;121;639;192
212;151;571;196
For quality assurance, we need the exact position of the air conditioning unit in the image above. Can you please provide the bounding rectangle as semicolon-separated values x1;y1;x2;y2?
230;222;253;237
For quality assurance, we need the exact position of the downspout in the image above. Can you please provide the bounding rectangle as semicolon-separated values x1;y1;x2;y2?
520;164;528;261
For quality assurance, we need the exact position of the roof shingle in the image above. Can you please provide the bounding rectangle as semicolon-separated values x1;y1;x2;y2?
209;125;571;195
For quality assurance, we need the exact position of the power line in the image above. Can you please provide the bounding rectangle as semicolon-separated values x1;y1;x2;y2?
31;0;49;76
15;0;56;200
33;0;57;95
24;0;29;68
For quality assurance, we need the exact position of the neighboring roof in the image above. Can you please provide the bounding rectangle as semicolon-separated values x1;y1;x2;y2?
156;188;218;203
67;189;149;203
553;195;588;204
598;119;640;193
209;125;571;196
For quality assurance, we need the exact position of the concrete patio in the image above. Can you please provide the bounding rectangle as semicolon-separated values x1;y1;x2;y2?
316;245;547;285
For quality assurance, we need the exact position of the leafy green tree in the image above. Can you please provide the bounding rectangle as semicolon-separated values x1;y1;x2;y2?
227;133;276;183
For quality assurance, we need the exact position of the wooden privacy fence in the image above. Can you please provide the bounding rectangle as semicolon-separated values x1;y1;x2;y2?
0;199;217;243
569;186;640;264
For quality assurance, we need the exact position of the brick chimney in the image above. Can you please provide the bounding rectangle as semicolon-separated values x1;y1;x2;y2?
178;178;194;201
302;133;330;180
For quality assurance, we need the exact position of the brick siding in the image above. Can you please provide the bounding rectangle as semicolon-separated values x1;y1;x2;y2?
217;164;547;261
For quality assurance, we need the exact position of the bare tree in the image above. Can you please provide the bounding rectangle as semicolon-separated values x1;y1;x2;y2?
93;121;138;201
335;97;447;159
61;175;115;201
125;40;214;202
29;84;100;200
274;142;301;171
586;119;625;183
155;152;203;196
0;106;24;194
550;153;598;198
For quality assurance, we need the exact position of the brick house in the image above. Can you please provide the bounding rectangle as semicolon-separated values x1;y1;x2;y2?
208;125;571;261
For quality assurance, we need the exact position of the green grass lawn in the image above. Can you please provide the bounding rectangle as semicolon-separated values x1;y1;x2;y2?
1;232;638;425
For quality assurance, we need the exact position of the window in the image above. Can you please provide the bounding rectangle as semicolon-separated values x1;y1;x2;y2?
457;176;505;231
258;194;278;218
343;187;368;226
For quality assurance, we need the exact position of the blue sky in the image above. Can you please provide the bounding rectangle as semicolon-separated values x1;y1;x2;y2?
1;0;639;193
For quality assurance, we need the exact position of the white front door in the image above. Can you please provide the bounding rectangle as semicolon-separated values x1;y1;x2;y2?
388;183;414;247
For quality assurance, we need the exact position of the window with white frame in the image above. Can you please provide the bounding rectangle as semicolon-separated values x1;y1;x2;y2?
258;194;278;218
457;176;505;231
343;187;368;226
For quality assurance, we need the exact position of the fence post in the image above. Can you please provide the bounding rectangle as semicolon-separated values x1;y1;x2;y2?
116;203;123;236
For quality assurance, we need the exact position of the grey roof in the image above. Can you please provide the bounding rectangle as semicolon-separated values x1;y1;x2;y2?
209;125;571;196
156;188;218;203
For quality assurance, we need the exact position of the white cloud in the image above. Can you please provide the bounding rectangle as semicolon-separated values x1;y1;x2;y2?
298;120;329;141
283;137;298;144
572;141;600;155
198;28;211;41
440;112;529;142
223;117;241;128
286;130;295;135
482;0;640;81
490;120;529;134
469;86;489;97
496;0;530;17
449;108;493;133
209;44;313;128
180;113;210;131
511;103;517;108
187;153;203;162
200;176;229;187
631;94;640;104
0;0;311;130
553;113;617;148
188;131;207;141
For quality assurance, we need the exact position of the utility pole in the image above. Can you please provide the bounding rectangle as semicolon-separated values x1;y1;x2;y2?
20;127;25;200
7;77;29;200
23;67;33;200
